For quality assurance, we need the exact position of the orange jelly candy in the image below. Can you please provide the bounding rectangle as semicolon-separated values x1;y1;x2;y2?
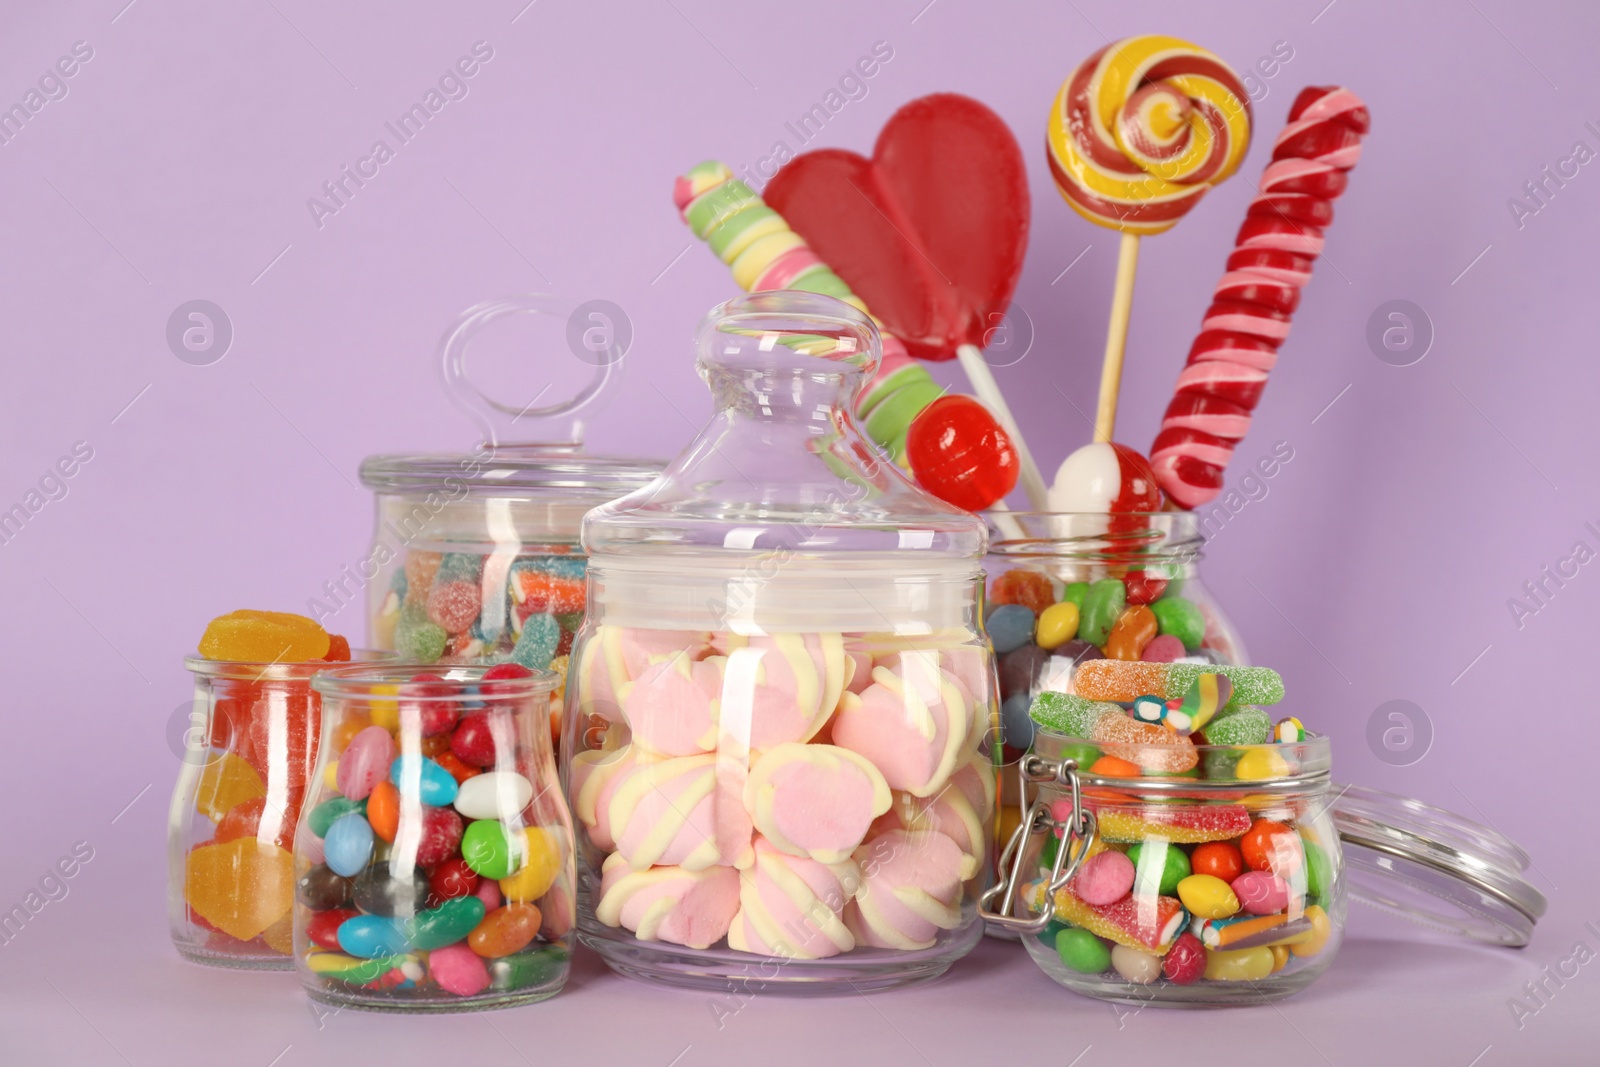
195;752;266;822
199;609;330;663
989;569;1055;616
184;838;294;941
214;796;298;851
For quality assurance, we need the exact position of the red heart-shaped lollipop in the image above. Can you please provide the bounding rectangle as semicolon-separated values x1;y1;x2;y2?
765;93;1029;361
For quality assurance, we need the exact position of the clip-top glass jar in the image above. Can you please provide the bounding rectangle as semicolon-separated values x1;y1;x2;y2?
359;295;660;734
982;727;1546;1005
565;292;998;992
294;665;575;1011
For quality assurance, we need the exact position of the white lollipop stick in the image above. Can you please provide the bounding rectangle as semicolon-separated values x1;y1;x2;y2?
955;342;1047;510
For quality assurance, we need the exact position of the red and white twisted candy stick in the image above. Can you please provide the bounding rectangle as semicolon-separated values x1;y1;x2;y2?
1151;87;1370;508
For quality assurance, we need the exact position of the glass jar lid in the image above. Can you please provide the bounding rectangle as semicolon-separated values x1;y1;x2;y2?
1333;783;1547;947
583;292;987;632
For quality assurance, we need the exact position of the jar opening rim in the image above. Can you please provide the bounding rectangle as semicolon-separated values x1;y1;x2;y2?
312;663;559;697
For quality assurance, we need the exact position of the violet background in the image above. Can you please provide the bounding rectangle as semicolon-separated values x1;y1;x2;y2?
2;0;1597;1063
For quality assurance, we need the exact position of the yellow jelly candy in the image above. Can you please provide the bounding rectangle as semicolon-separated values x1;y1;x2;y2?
195;752;266;822
199;609;330;663
1176;874;1240;920
261;912;295;955
322;759;340;792
1291;904;1332;958
368;684;400;733
1270;943;1291;973
1236;748;1292;781
499;827;563;902
1204;945;1275;981
1035;602;1081;651
184;838;294;941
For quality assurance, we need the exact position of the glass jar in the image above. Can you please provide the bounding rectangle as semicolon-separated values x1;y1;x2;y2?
982;728;1546;1005
169;655;383;968
359;295;660;736
294;665;574;1012
984;511;1246;761
565;291;998;992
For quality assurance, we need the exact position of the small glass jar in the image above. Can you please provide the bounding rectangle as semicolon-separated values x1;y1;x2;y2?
359;295;660;733
984;511;1246;760
982;728;1546;1005
294;665;575;1012
169;656;379;968
566;292;998;992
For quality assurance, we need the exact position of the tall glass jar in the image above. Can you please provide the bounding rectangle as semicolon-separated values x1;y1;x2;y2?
359;295;660;740
294;665;574;1012
565;292;998;992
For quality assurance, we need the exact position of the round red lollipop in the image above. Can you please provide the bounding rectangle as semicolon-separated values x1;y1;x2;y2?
905;395;1019;511
1045;442;1161;514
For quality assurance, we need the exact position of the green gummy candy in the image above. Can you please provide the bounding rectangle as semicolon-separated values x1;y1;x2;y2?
395;603;447;662
1028;692;1119;737
1202;747;1243;778
1128;839;1191;896
1078;579;1126;646
1167;664;1283;705
1203;705;1272;746
1061;582;1089;608
1057;742;1100;768
1056;927;1112;974
1148;596;1205;650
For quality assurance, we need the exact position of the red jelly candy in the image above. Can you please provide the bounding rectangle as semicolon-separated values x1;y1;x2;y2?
305;908;357;951
451;712;509;768
1190;841;1245;883
989;569;1054;617
904;395;1020;512
1121;571;1168;605
321;634;351;662
415;806;465;868
428;857;481;907
435;751;482;785
1163;932;1205;985
243;687;320;797
402;673;457;737
213;796;297;851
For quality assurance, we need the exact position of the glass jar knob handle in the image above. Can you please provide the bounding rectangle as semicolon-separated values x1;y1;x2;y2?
439;293;626;447
978;755;1099;933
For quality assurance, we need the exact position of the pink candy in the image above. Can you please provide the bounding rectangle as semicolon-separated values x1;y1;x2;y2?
429;943;490;996
1232;870;1290;915
335;726;394;801
1073;850;1135;906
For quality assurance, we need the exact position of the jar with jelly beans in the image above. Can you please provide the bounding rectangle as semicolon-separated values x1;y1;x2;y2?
565;292;998;992
169;653;392;969
294;665;575;1011
981;728;1546;1005
359;295;660;738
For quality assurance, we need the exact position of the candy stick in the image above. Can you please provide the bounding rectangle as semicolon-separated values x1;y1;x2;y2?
1046;35;1253;446
1071;660;1284;705
953;343;1048;506
1150;87;1370;508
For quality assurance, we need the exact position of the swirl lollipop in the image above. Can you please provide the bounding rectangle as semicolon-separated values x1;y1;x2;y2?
1047;35;1251;446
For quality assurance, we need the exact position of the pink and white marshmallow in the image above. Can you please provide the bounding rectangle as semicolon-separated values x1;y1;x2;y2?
726;838;857;959
831;653;973;797
623;654;725;756
607;753;753;871
843;829;965;951
744;743;891;865
594;853;741;950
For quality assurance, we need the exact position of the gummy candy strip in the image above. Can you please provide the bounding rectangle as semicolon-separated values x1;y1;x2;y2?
1027;690;1121;737
1194;912;1313;950
1087;801;1251;844
1044;883;1185;953
1072;660;1283;705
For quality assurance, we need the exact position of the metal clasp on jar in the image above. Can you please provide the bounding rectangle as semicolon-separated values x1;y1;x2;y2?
978;754;1100;934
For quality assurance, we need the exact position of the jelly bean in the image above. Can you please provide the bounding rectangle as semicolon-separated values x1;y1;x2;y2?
399;673;458;737
1270;943;1291;973
390;754;459;807
1231;870;1290;915
1201;747;1242;779
368;684;401;733
306;908;357;951
427;857;481;907
308;796;366;838
429;941;491;996
1141;634;1185;663
462;820;523;880
1088;754;1141;777
330;710;371;755
306;951;410;985
1034;602;1081;651
512;613;561;671
366;781;399;843
1110;944;1163;984
1000;693;1034;751
324;813;375;877
395;602;448;662
338;914;411;958
1235;747;1291;780
1177;874;1240;919
490;946;567;992
1241;819;1297;874
451;712;510;769
1039;819;1105;871
336;726;396;802
1148;597;1204;650
1126;839;1191;897
999;644;1050;700
500;828;562;903
1204;945;1274;981
436;751;482;785
1054;638;1103;667
1291;904;1331;957
353;862;430;917
297;864;354;910
989;569;1055;616
1190;842;1245;883
469;903;543;958
1077;579;1126;647
1055;927;1112;974
1302;836;1332;899
1121;570;1168;605
475;877;504;912
1072;850;1134;906
414;806;465;868
1163;931;1205;985
1061;582;1089;608
986;603;1036;655
455;771;536;822
1202;706;1271;746
1057;742;1100;768
420;733;451;758
407;896;486;951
